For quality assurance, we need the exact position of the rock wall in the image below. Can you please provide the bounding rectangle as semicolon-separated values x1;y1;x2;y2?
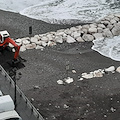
10;13;120;52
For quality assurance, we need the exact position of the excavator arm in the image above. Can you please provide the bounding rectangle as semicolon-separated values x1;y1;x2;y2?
0;37;21;60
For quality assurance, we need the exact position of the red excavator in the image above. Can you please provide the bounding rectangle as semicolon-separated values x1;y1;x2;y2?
0;30;21;66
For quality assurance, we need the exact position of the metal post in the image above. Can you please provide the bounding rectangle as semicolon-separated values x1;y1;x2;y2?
29;26;32;36
12;68;17;109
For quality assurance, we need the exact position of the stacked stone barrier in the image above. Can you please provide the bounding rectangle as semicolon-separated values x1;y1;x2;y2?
9;13;120;52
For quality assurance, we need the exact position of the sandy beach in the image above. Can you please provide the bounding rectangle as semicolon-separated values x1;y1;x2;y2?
1;10;120;120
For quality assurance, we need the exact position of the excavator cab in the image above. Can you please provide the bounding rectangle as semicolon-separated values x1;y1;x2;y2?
0;31;10;43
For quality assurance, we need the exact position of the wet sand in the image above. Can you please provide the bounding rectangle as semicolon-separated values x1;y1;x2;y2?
1;10;120;120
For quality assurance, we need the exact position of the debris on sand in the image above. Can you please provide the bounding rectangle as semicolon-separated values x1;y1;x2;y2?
64;77;74;84
57;80;64;85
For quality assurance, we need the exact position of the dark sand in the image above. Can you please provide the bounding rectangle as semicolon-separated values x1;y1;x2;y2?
1;10;120;120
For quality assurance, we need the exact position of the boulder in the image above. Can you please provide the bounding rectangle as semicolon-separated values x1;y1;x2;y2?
36;45;44;50
47;41;56;46
82;34;94;41
103;28;113;38
30;37;38;43
88;27;97;33
115;14;120;18
20;45;26;52
100;20;110;26
81;28;88;34
64;29;72;35
26;43;36;49
55;36;63;43
92;33;103;39
47;34;53;41
116;66;120;73
107;24;114;30
97;27;103;33
76;25;82;30
41;41;47;47
110;19;117;24
105;66;115;72
82;73;94;79
22;39;30;45
56;32;65;36
15;39;22;43
71;31;81;38
98;24;106;28
66;35;76;43
111;23;120;36
34;35;41;40
70;27;77;31
76;37;84;42
89;23;97;28
41;36;49;42
82;24;89;29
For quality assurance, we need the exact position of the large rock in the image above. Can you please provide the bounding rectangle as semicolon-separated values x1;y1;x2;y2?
98;24;106;28
110;19;117;24
71;31;81;38
82;34;94;41
34;35;41;40
76;37;84;42
103;28;113;38
97;27;103;33
47;41;56;46
111;23;120;36
22;39;30;45
88;27;97;33
26;43;36;49
100;20;110;26
116;66;120;73
15;38;22;43
30;37;38;43
41;36;49;42
36;45;44;50
70;27;77;31
92;33;103;39
66;35;76;43
107;24;114;30
55;36;63;43
47;34;53;41
89;23;97;28
82;24;89;29
20;45;26;52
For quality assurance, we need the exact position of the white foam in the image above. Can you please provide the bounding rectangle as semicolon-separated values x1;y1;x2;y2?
92;35;120;61
0;0;120;24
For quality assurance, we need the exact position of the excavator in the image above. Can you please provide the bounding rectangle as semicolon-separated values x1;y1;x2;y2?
0;30;21;67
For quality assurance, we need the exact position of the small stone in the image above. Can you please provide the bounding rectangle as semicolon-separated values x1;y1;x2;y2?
110;107;116;112
66;35;76;43
31;98;34;101
78;78;83;81
63;104;69;109
57;80;64;85
72;70;76;73
82;73;94;79
64;77;74;84
33;86;40;89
